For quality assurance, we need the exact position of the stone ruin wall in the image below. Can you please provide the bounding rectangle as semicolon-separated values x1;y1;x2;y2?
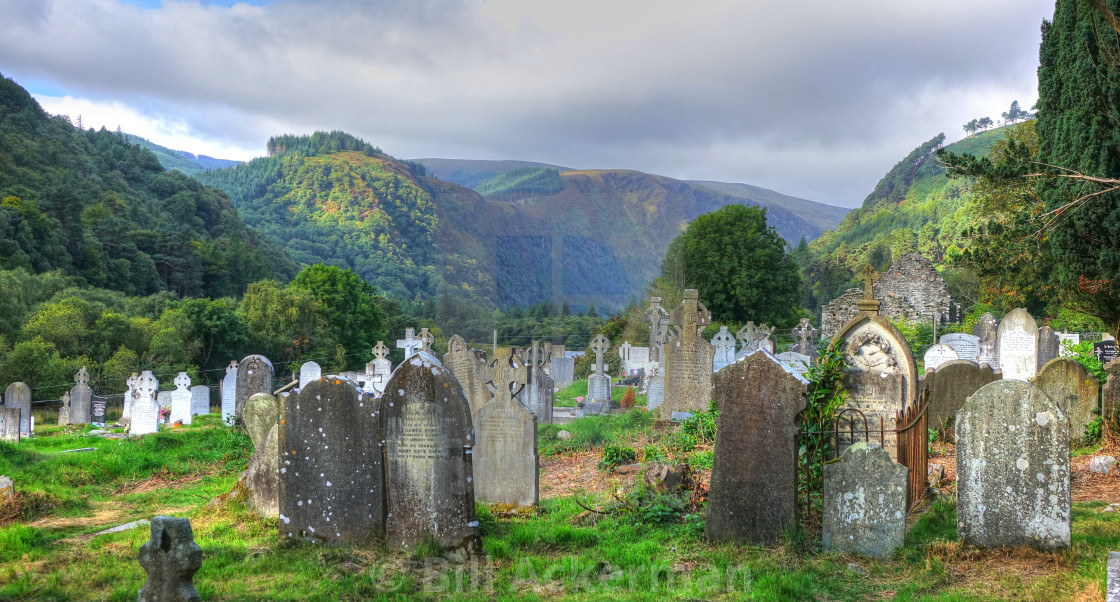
820;254;953;340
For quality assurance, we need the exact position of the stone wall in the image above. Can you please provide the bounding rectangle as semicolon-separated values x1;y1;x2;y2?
821;288;863;340
821;254;953;339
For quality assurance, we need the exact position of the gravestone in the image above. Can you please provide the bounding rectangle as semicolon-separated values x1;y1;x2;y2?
587;334;612;404
243;393;280;450
236;355;273;420
550;355;575;388
58;392;71;427
711;326;736;372
1057;332;1080;357
396;327;421;358
1032;357;1100;440
137;516;202;602
298;361;322;389
956;380;1070;549
997;308;1038;380
4;382;31;434
973;312;1000;371
170;373;193;425
923;344;959;371
775;351;810;375
382;349;481;557
705;350;808;545
220;361;237;426
475;348;538;506
1106;360;1120;437
939;333;980;363
91;395;107;427
792;317;820;359
364;341;392;396
245;420;280;518
1097;340;1119;366
643;296;670;364
1038;326;1060;371
68;367;93;425
923;360;999;435
646;366;664;410
444;334;492;416
735;322;775;358
190;385;209;416
278;377;384;544
1110;552;1120;602
822;443;908;558
130;371;161;437
525;341;554;424
662;289;715;415
123;372;140;426
0;407;19;443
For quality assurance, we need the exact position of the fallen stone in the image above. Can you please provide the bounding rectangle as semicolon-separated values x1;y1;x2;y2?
93;519;150;536
928;463;945;488
60;447;97;453
138;516;202;602
1101;504;1119;514
556;430;573;441
1090;455;1118;475
643;463;690;493
670;411;693;422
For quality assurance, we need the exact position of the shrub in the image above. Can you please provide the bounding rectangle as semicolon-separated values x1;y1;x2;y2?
598;444;637;472
620;387;635;409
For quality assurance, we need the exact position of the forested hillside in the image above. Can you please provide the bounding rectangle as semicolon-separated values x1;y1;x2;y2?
124;134;241;176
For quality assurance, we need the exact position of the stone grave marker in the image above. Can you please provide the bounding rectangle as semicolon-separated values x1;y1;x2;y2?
444;334;492;416
775;351;810;375
1057;332;1080;357
550;355;575;388
923;343;959;371
122;372;140;426
705;349;807;545
396;327;421;359
587;334;612;405
382;349;480;558
298;361;322;389
663;289;715;415
0;407;20;443
365;341;392;396
278;377;384;544
525;341;554;423
1097;340;1119;366
939;333;980;362
822;443;908;558
1110;552;1120;601
475;348;538;506
1038;326;1060;371
130;371;161;437
924;360;999;436
1032;357;1100;440
68;366;93;425
58;392;71;427
137;516;202;602
241;392;281;517
735;322;776;358
646;365;664;410
236;355;273;420
4;382;31;434
997;308;1038;380
643;296;670;363
1106;360;1120;437
973;312;999;371
711;326;737;372
91;394;108;427
170;373;193;425
220;361;237;426
190;385;209;416
792;317;820;359
956;379;1070;549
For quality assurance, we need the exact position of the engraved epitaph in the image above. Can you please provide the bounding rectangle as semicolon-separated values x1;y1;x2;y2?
997;309;1038;380
475;348;538;506
3;382;31;434
662;289;715;415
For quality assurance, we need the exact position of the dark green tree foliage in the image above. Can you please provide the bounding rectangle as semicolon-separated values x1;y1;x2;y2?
660;204;802;325
475;167;564;201
290;264;386;369
862;134;946;209
1036;0;1120;326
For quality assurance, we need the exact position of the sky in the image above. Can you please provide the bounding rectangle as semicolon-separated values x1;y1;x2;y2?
0;0;1054;208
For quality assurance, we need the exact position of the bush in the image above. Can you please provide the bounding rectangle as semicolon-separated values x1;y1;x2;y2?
620;387;636;409
598;444;637;472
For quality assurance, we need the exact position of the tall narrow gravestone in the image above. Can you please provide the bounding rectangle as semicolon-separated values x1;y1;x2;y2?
0;407;20;443
130;371;161;437
587;334;612;405
663;289;714;415
137;516;202;602
475;349;538;507
643;296;670;364
1032;358;1100;441
4;382;31;434
298;361;321;390
91;394;107;427
711;326;736;372
444;334;492;416
382;347;481;558
170;373;193;425
1038;326;1060;371
956;380;1070;549
236;355;273;420
278;377;384;544
924;360;999;435
822;443;908;558
939;333;980;363
997;308;1038;381
973;312;999;371
67;367;93;425
525;341;554;424
1106;360;1120;439
705;350;807;545
220;362;237;426
122;372;140;426
190;385;209;416
365;341;392;396
58;392;71;427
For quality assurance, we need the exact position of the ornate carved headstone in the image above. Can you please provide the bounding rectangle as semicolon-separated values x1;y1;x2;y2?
939;333;980;362
587;334;612;404
475;348;538;506
956;380;1070;549
822;443;908;558
67;367;93;425
4;382;31;434
382;350;481;558
443;334;492;416
220;362;237;426
130;371;160;437
922;343;959;371
711;326;736;372
278;377;383;544
1038;326;1060;371
525;341;554;423
735;322;775;358
0;407;19;443
706;350;808;545
170;372;193;425
643;297;670;363
190;385;209;416
137;516;202;602
792;318;820;358
923;360;999;436
236;355;273;420
997;308;1038;380
298;361;321;389
662;289;714;415
1032;357;1100;440
973;312;999;371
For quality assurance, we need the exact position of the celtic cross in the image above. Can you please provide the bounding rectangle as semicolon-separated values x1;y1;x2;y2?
488;348;528;406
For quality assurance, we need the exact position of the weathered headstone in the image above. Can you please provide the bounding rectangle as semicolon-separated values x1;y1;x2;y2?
735;322;776;358
1056;332;1080;357
137;516;202;602
364;341;392;396
58;392;71;427
0;407;20;443
923;343;959;371
711;326;736;372
475;348;538;506
130;371;160;437
1109;551;1120;602
645;365;664;411
245;421;279;518
587;334;612;404
236;355;273;420
382;350;480;558
973;312;1000;371
643;297;670;364
939;333;980;363
91;394;108;427
4;382;31;434
170;373;193;425
444;334;492;416
1106;360;1120;438
1032;357;1100;440
525;341;554;424
549;355;575;388
775;351;810;375
822;443;908;558
243;393;280;450
792;317;820;359
663;289;715;415
1038;326;1060;372
956;380;1070;549
278;377;384;544
123;372;140;426
190;385;209;416
220;362;237;426
924;360;1000;435
298;361;321;390
68;367;93;425
1097;340;1119;366
705;350;808;545
997;308;1038;380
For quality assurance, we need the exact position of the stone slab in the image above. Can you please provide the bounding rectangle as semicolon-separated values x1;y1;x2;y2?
939;333;980;362
822;443;908;558
998;308;1038;381
4;382;31;434
1032;357;1100;440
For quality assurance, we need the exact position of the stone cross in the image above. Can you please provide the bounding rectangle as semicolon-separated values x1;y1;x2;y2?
488;348;529;405
644;297;670;363
75;366;89;386
792;318;819;356
670;289;711;343
855;264;882;313
174;372;190;391
137;516;202;602
138;371;159;399
58;392;71;426
396;327;419;358
529;340;548;369
419;327;434;352
590;334;611;375
372;341;389;360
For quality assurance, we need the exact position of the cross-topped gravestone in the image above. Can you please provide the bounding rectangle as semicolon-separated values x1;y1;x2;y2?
588;334;612;405
137;516;202;602
131;371;160;436
68;366;93;425
644;297;670;363
854;263;882;313
792;318;820;358
123;372;141;426
476;349;540;506
170;372;193;425
444;334;493;416
736;322;776;358
58;392;71;427
4;382;31;434
525;340;554;423
419;327;434;352
396;327;420;358
220;362;237;426
364;341;392;396
711;326;736;371
662;289;716;415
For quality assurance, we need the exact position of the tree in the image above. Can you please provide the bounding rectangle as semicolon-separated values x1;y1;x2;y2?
1001;100;1030;125
978;117;994;131
290;264;386;367
963;119;979;136
658;204;802;325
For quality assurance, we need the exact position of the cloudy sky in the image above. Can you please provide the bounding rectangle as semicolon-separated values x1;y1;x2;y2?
0;0;1053;207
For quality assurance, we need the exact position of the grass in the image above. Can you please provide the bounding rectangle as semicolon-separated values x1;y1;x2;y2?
554;379;647;409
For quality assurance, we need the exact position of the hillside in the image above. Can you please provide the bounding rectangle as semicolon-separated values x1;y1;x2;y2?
687;180;850;232
0;74;296;298
124;135;242;176
413;158;571;189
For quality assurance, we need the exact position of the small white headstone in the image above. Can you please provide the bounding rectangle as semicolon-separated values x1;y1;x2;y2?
923;344;959;371
220;361;237;426
299;361;322;389
169;373;193;425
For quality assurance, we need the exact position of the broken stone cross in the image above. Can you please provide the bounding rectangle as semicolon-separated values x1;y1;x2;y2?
138;516;202;602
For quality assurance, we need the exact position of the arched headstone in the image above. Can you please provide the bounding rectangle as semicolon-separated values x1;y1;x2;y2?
236;355;273;420
3;382;31;434
443;335;492;416
1032;357;1100;440
997;308;1038;380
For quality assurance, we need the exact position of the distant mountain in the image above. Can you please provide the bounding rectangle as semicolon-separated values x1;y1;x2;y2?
124;134;242;176
413;158;571;190
686;180;849;233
